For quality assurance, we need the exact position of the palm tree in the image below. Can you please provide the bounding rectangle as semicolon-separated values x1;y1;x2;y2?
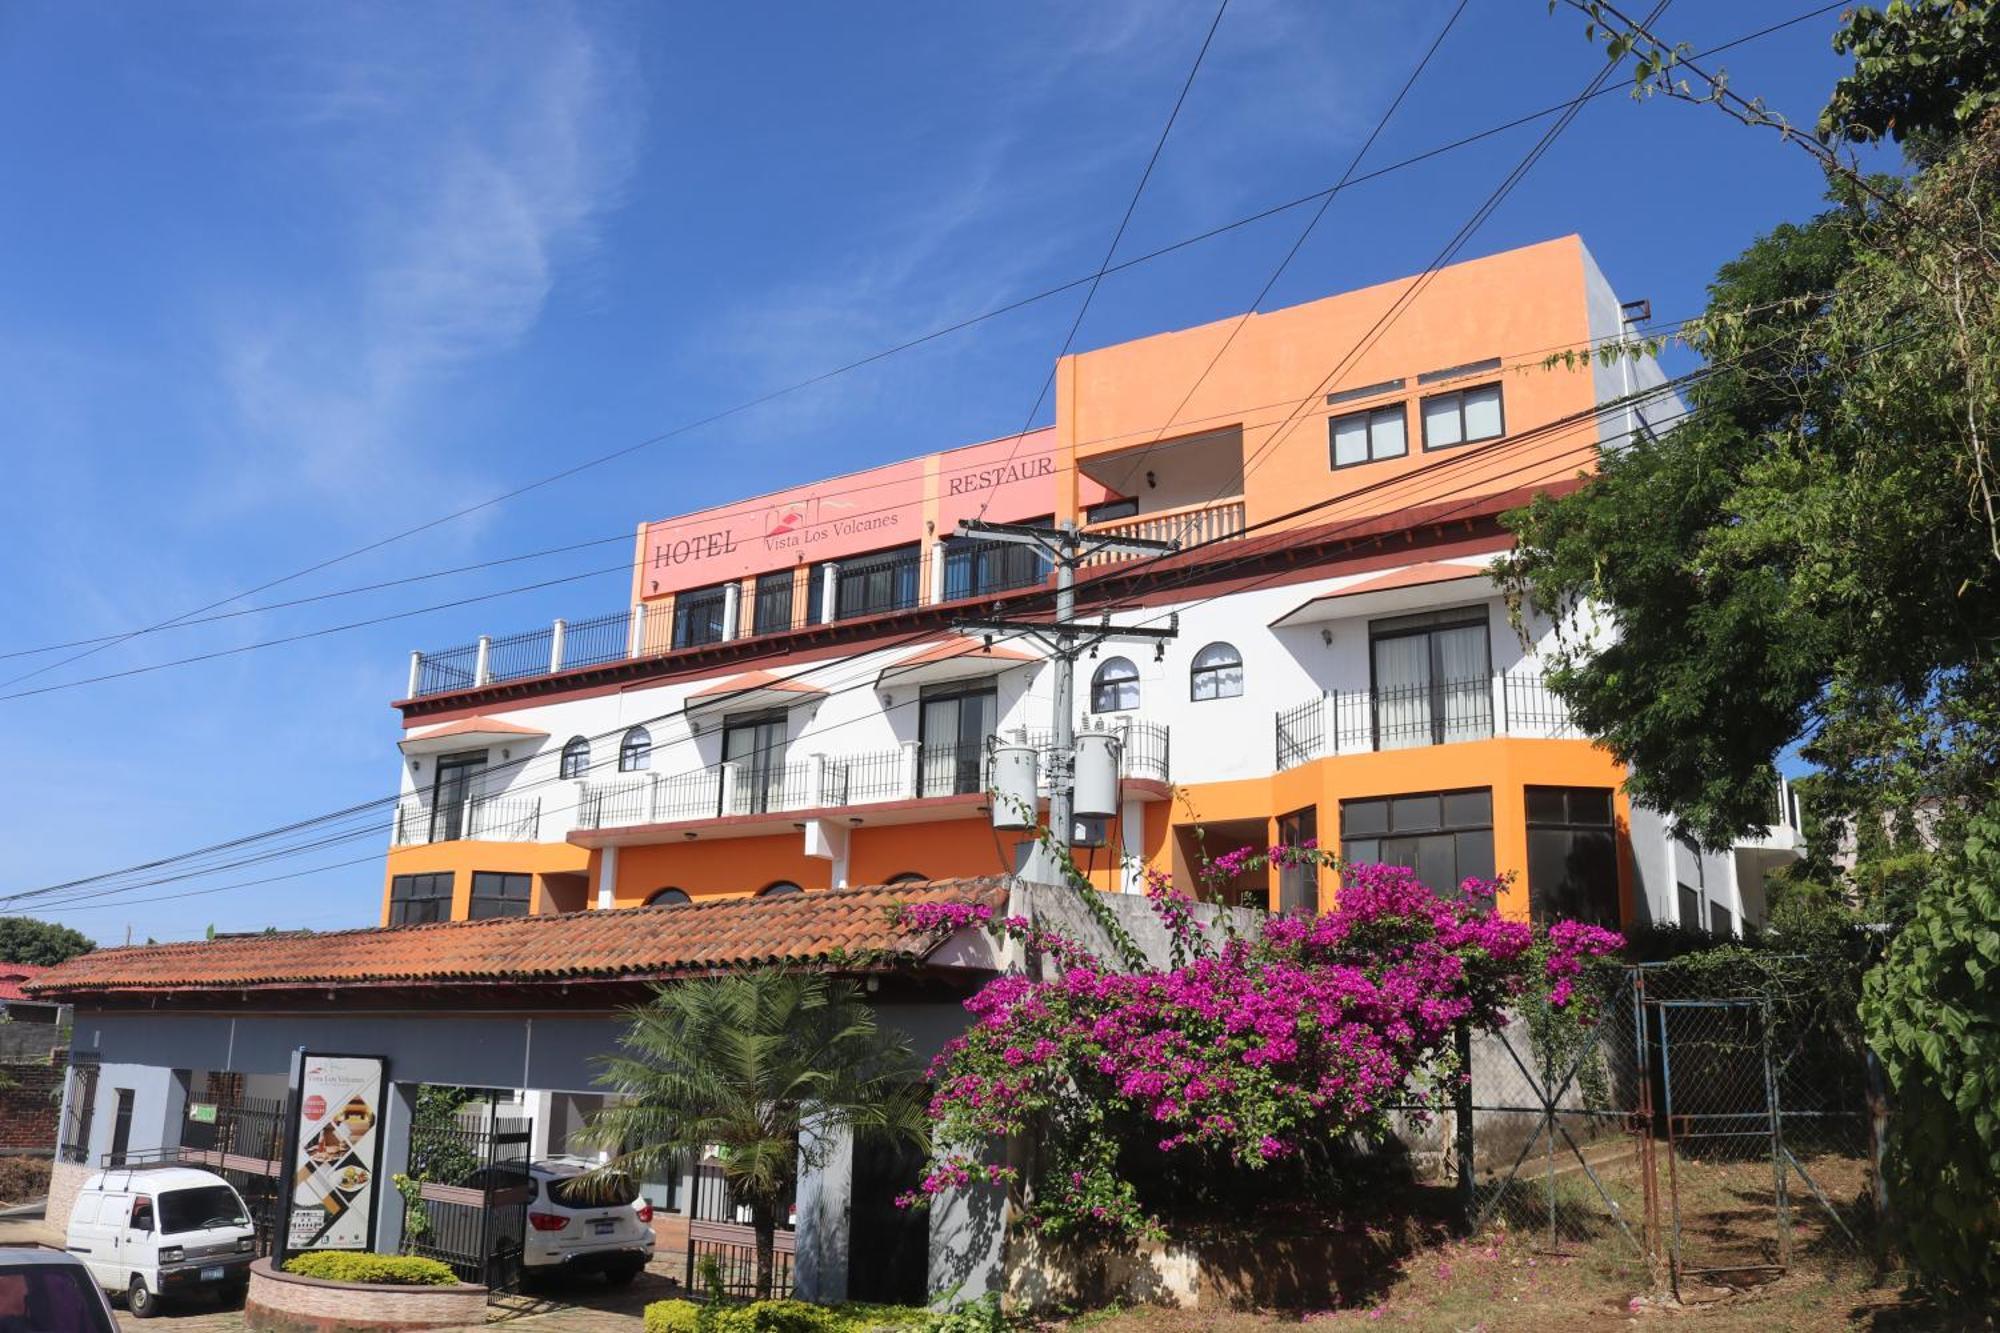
583;968;926;1301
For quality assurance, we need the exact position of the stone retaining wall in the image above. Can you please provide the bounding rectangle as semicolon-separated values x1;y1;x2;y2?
242;1259;488;1333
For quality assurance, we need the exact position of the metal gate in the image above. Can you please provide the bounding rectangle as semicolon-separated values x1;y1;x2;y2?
178;1093;287;1255
402;1097;534;1292
1464;962;1874;1294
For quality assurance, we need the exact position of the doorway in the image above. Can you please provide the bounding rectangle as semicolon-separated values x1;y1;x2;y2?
723;712;790;814
430;750;488;842
918;682;997;797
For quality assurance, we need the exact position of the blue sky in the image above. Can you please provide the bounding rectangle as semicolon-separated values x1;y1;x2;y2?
0;0;1879;943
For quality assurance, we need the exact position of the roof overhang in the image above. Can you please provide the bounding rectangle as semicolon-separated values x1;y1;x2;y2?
875;637;1042;691
399;716;549;756
682;671;830;722
1270;561;1498;629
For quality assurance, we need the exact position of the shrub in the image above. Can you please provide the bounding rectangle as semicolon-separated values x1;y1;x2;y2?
1860;809;2000;1303
0;1156;52;1204
643;1300;937;1333
280;1252;459;1287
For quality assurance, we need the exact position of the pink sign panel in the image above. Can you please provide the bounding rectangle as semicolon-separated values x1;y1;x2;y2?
638;428;1089;598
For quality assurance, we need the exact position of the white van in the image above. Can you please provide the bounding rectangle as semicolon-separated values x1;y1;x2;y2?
64;1166;257;1317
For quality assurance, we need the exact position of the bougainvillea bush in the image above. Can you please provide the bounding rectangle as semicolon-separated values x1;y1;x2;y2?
897;855;1622;1239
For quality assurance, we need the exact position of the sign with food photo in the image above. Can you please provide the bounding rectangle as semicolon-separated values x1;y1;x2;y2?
285;1053;387;1253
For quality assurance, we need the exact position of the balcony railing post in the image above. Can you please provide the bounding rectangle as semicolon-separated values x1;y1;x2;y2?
646;773;661;823
722;583;741;640
629;604;647;658
719;761;742;817
529;798;541;840
1320;691;1339;760
820;564;840;625
407;651;423;698
809;754;828;808
461;796;475;839
550;619;567;673
473;636;492;687
928;548;946;605
900;740;921;800
1494;672;1509;736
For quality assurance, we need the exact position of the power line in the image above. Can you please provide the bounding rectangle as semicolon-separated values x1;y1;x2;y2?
0;3;1844;689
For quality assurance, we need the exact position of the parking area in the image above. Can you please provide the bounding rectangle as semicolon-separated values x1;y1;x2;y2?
0;1210;683;1331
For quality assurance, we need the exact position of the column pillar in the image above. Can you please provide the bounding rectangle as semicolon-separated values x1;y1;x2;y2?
407;652;423;698
550;619;567;673
723;583;742;640
820;564;840;624
372;1082;417;1256
596;845;619;910
473;636;492;687
900;740;922;800
793;1118;854;1304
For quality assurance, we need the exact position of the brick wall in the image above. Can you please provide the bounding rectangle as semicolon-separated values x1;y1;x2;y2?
0;1062;65;1153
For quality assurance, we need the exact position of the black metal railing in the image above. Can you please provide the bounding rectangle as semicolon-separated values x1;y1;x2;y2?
1274;674;1578;767
689;1234;795;1300
401;1108;533;1292
178;1095;287;1255
916;741;986;798
392;794;541;846
840;748;906;803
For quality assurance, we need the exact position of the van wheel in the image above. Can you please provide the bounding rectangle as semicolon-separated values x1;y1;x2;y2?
127;1275;161;1319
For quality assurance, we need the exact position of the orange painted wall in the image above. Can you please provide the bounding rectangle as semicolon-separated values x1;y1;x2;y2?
1152;736;1634;923
848;818;1019;885
608;835;833;907
381;841;590;924
1054;237;1600;529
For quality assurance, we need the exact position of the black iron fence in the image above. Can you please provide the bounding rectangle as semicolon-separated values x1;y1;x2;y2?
177;1095;287;1255
1274;674;1580;767
400;1105;534;1292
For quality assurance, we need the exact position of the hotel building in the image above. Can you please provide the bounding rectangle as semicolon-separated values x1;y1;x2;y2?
382;236;1801;933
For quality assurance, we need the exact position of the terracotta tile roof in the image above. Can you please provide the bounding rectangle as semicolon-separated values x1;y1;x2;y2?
1324;561;1489;597
687;670;828;700
0;963;49;1003
402;716;548;741
893;638;1038;667
24;879;1010;999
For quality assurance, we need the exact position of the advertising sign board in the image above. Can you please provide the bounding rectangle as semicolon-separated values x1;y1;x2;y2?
283;1053;387;1254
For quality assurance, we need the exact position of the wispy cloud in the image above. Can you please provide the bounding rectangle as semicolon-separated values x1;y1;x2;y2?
206;5;642;511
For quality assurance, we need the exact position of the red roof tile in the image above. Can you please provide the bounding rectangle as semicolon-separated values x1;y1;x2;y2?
0;962;49;1003
401;716;548;740
24;879;1010;999
687;670;828;700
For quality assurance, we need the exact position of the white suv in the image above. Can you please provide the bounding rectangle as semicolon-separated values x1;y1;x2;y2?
510;1158;655;1285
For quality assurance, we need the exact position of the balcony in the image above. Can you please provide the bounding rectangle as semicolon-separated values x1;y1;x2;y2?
574;721;1171;833
1273;674;1576;767
392;794;543;846
1083;499;1246;566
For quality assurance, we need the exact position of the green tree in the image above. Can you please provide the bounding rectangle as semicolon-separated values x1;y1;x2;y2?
0;917;93;967
1823;0;2000;163
1859;804;2000;1301
582;969;925;1300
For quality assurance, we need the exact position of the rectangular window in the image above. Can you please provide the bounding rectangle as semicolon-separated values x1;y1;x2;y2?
1329;404;1408;469
807;563;827;624
919;682;998;797
722;711;790;815
1084;497;1139;525
1709;900;1735;938
1327;377;1405;406
1276;807;1319;914
1525;785;1619;926
943;525;1052;600
834;545;922;620
1340;787;1494;899
469;871;532;920
389;872;454;926
1370;607;1493;749
109;1088;135;1166
672;584;729;648
753;571;796;636
1420;382;1505;450
1677;882;1702;929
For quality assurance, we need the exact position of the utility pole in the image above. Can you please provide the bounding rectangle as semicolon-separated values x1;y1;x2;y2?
952;519;1179;879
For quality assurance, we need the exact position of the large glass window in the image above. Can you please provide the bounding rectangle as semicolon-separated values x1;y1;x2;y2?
1370;607;1492;749
428;750;487;842
673;584;729;648
753;571;796;636
722;711;790;815
1189;642;1243;700
1421;383;1505;450
919;681;998;797
619;726;652;772
470;871;533;920
559;736;591;779
1525;786;1619;926
1276;806;1319;914
1091;657;1139;713
1340;788;1494;899
389;872;454;925
835;545;922;620
1329;404;1408;469
943;526;1052;600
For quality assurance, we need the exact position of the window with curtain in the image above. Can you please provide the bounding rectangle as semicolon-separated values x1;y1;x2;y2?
1369;607;1492;749
835;545;922;619
619;726;652;772
1328;404;1408;468
919;681;997;797
559;736;591;779
469;872;532;919
389;873;454;925
1340;789;1493;899
1091;657;1140;713
672;584;729;648
1189;642;1244;700
1525;786;1619;926
1420;383;1505;450
753;571;796;635
943;528;1052;600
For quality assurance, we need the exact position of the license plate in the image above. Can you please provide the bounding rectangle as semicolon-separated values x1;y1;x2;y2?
590;1219;615;1235
200;1266;226;1282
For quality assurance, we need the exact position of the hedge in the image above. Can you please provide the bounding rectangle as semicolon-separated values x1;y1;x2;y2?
643;1300;938;1333
280;1252;460;1287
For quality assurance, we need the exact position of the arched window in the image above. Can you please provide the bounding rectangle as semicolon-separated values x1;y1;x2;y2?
1091;656;1139;713
758;881;803;898
559;736;591;779
1190;642;1244;701
885;872;929;886
646;887;690;907
619;726;652;772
